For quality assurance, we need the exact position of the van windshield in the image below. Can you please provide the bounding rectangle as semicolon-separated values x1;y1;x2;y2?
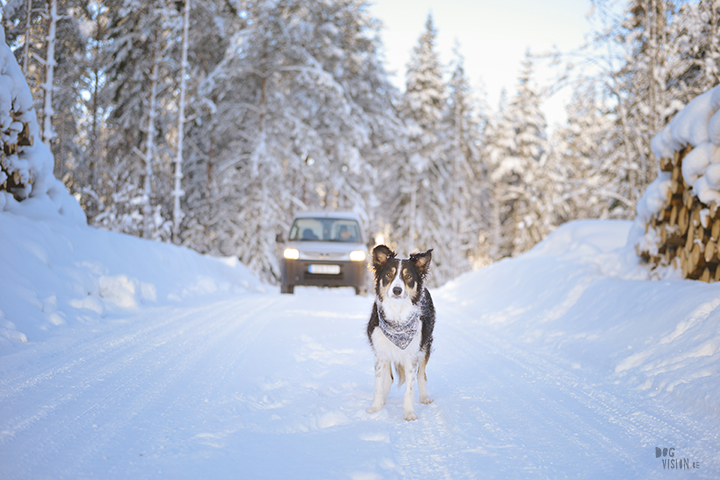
289;218;362;243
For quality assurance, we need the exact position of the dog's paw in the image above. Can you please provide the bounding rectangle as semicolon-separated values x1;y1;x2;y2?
367;405;382;414
420;396;433;405
403;411;418;421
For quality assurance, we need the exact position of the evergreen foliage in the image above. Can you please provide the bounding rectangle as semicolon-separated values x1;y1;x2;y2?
390;14;451;284
486;53;551;258
2;0;717;287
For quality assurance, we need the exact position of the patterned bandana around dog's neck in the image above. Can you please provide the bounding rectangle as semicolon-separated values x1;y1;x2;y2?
377;304;421;350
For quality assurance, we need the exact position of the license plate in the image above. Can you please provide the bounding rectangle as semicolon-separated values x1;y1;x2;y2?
308;264;340;275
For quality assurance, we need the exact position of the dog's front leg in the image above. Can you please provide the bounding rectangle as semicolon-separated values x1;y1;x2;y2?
367;358;390;414
402;358;418;421
418;356;433;405
382;362;393;404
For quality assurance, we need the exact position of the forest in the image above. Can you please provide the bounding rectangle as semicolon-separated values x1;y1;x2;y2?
1;0;718;286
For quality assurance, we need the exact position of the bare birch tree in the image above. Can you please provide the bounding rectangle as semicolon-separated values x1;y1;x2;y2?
41;0;58;146
172;0;190;242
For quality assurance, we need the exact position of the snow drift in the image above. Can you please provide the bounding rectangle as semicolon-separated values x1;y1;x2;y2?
1;210;719;477
441;219;720;421
0;212;266;348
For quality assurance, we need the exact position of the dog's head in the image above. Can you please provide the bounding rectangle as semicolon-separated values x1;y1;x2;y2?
372;244;432;304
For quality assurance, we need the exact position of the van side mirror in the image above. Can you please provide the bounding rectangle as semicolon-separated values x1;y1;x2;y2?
276;233;285;243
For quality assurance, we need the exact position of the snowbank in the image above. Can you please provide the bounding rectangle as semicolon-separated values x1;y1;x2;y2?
2;215;719;477
439;219;720;420
0;25;85;225
0;212;266;348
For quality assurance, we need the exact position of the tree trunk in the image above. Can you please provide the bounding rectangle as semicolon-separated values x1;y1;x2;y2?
409;174;417;252
42;0;58;146
173;0;190;243
143;31;161;239
451;142;461;277
22;0;32;75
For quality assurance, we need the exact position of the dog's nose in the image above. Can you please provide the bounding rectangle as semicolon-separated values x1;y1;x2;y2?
392;286;402;296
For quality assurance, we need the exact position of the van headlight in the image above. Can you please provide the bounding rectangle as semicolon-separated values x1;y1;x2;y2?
349;250;366;262
283;248;300;260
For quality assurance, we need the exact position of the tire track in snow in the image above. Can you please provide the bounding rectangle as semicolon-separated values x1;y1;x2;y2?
3;288;718;479
0;294;279;477
1;300;235;440
434;300;719;478
390;402;478;479
490;336;720;475
0;300;231;402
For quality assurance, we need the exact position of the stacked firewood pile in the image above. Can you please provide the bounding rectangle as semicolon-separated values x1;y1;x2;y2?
638;145;720;282
0;121;34;193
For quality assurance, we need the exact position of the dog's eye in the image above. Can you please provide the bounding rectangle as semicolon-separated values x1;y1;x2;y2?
404;272;412;280
385;271;393;279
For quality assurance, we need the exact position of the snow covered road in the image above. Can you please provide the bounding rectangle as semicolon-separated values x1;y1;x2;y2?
2;285;717;479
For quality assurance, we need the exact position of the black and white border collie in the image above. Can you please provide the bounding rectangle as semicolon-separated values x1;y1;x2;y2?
366;244;435;421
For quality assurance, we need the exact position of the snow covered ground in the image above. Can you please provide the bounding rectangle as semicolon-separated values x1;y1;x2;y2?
1;213;719;479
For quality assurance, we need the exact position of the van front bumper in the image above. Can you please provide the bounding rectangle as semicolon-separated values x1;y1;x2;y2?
281;259;366;289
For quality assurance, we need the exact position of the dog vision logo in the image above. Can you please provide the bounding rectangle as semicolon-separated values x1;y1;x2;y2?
655;447;701;470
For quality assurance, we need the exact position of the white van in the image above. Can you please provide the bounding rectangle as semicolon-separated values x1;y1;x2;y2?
278;212;368;295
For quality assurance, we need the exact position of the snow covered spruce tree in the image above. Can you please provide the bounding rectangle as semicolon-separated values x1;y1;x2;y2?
664;2;720;104
169;1;249;254
600;0;671;213
184;0;397;283
548;77;627;223
94;0;184;240
443;46;491;273
486;52;551;258
388;14;455;285
584;0;720;220
484;91;516;260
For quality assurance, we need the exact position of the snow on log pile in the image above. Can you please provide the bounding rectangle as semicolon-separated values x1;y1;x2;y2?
0;25;84;224
636;85;720;281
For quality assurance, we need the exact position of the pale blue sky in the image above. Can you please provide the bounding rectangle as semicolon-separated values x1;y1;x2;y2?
368;0;594;127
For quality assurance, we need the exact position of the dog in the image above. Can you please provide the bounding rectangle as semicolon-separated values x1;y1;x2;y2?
366;244;435;421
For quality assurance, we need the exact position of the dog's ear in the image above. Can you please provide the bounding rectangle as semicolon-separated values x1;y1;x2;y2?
410;249;432;277
372;244;396;271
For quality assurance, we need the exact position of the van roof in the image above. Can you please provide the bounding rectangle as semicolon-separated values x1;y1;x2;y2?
293;211;362;221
